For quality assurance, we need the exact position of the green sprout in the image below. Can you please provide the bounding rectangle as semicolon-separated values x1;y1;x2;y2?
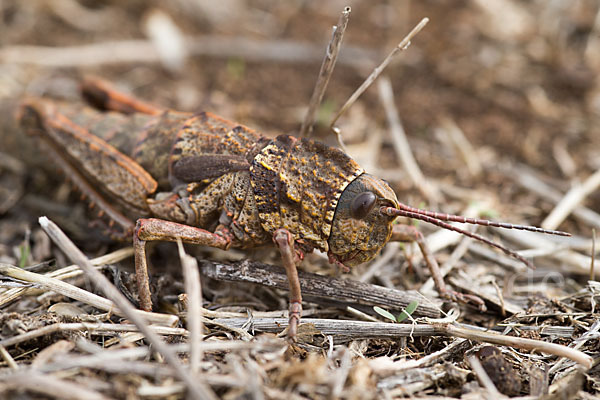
374;300;419;323
18;242;30;269
316;99;337;128
226;57;246;81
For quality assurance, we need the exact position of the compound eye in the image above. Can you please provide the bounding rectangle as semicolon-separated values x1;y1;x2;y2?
350;191;377;219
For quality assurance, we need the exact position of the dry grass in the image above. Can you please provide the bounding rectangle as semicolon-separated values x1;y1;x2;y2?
1;0;600;398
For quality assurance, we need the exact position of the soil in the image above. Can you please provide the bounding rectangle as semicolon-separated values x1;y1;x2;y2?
1;0;599;398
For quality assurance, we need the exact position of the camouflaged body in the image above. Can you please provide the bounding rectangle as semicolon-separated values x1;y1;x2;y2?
250;135;363;253
58;104;364;252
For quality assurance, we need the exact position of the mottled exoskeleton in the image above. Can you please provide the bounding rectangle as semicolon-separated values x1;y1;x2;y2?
19;78;569;337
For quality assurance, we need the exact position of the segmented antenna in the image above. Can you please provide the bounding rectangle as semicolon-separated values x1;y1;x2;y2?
383;204;570;236
381;204;572;269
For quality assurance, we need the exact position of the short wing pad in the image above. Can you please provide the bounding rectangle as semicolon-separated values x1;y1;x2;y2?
172;154;250;182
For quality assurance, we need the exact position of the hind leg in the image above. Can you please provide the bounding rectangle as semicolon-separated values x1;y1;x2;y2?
81;77;164;115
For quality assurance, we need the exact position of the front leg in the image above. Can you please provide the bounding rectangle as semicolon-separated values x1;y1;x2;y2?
134;218;231;311
273;228;303;338
391;224;486;311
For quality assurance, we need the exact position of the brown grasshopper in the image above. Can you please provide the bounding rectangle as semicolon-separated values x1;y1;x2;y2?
19;78;569;337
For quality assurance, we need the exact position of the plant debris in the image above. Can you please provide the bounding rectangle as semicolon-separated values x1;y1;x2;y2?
1;1;600;398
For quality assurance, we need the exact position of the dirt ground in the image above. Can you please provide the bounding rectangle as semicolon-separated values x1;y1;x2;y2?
1;0;600;399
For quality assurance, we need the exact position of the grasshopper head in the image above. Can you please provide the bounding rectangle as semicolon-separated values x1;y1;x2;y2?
328;173;398;267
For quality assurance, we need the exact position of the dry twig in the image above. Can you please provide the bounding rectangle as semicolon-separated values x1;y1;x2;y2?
438;117;483;177
177;239;203;373
0;323;187;348
299;6;351;137
0;37;376;68
542;168;600;230
329;17;429;129
505;163;600;230
0;345;18;370
213;318;592;367
0;247;133;307
200;259;441;317
377;75;441;204
0;263;177;326
37;217;217;400
0;371;110;400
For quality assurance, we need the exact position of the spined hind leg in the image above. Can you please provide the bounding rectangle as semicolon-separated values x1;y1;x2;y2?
391;224;486;311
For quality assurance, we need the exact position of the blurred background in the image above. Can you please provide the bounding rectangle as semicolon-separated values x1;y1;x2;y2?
0;0;598;284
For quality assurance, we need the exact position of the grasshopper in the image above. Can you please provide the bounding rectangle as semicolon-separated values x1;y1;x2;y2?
19;78;569;337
